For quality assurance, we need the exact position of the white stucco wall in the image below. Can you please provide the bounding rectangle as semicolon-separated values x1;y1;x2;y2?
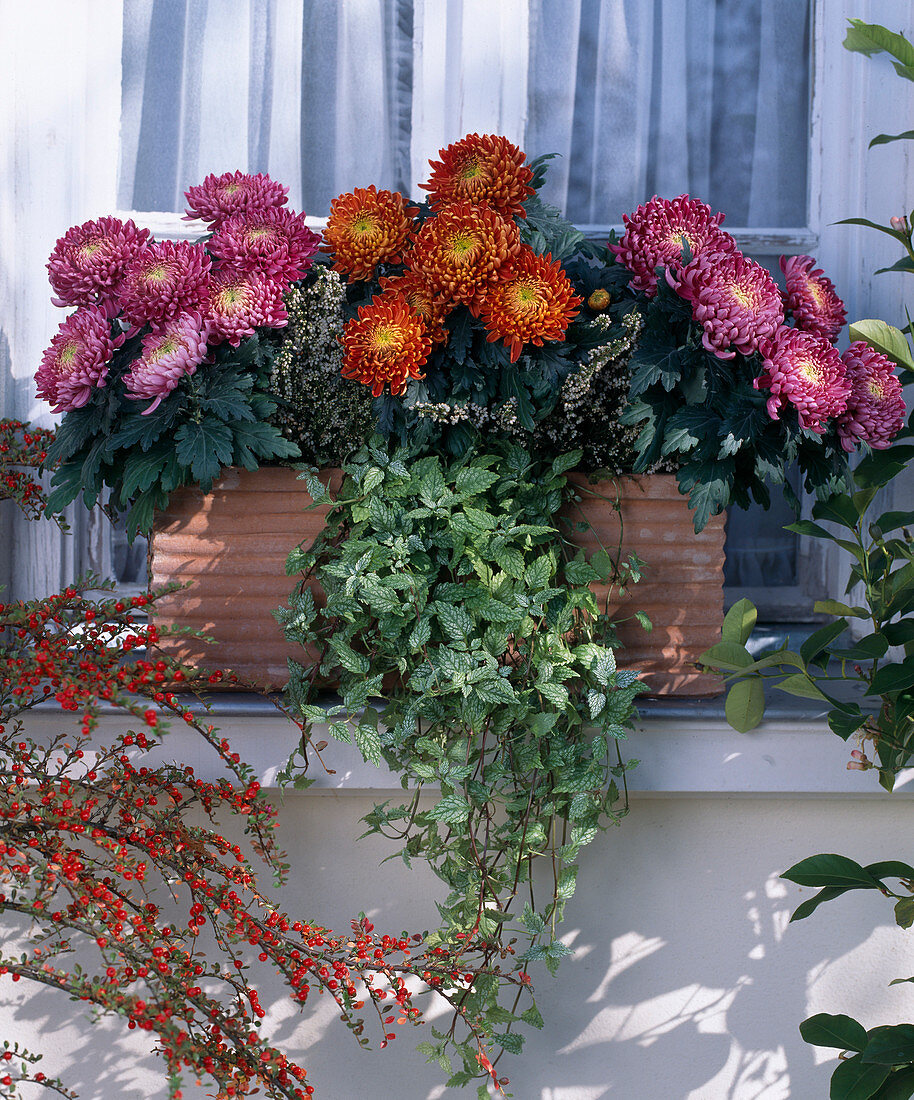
5;704;914;1100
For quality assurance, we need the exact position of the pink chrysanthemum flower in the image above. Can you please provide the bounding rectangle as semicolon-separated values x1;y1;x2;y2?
674;249;784;359
123;312;212;415
35;306;123;413
46;216;150;311
118;240;212;327
755;327;850;432
204;268;288;346
836;341;906;452
609;194;736;296
780;254;847;343
208;207;321;282
183;170;289;228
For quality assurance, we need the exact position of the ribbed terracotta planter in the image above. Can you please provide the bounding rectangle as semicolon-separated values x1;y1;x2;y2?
148;467;343;687
149;467;725;695
564;474;725;696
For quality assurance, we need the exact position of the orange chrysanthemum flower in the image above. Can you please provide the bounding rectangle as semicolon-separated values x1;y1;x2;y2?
341;294;432;397
420;133;535;219
409;202;521;313
323;186;417;281
379;271;451;344
479;248;582;362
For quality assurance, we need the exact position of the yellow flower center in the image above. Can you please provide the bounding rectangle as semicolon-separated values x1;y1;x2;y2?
446;231;479;262
217;284;247;310
665;228;697;254
247;227;276;242
369;323;406;358
144;263;169;284
59;339;80;365
806;278;825;307
78;238;104;260
149;337;179;363
350;213;380;240
457;155;484;182
731;279;763;311
868;376;887;399
506;277;545;316
796;356;824;385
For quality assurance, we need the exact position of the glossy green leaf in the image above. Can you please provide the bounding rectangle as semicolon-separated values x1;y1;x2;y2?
867;659;914;696
828;1054;891;1100
698;640;754;671
844;19;914;79
895;897;914;930
872;1068;914;1100
721;598;758;645
869;129;914;148
783;854;882;890
790;885;854;923
773;673;831;702
800;1013;868;1052
801;619;849;665
863;1026;914;1066
724;678;765;732
848;320;914;371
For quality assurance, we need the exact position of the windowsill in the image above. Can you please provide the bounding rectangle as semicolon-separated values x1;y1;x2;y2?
19;690;906;800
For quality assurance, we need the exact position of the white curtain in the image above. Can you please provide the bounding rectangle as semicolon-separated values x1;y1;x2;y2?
120;0;810;226
120;0;414;214
527;0;810;227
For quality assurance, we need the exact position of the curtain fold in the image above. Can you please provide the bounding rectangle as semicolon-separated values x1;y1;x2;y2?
527;0;810;227
121;0;414;214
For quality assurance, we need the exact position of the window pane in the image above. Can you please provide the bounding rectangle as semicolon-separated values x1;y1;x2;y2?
527;0;811;226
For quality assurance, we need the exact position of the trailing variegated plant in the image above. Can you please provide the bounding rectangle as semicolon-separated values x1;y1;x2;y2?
276;438;645;1095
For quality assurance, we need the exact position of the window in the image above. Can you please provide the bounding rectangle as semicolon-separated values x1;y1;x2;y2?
108;0;819;610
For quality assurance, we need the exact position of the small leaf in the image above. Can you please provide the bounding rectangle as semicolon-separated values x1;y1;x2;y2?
725;678;765;732
790;886;853;923
354;723;383;767
895;897;914;930
699;640;754;671
848;320;914;372
801;619;849;665
867;659;914;697
426;794;471;825
863;1025;914;1066
774;673;831;702
721;598;758;645
799;1012;868;1053
826;1053;890;1100
869;129;914;148
783;853;881;890
815;599;869;619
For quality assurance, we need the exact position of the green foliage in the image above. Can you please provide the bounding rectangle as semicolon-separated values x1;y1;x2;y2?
700;439;914;788
44;331;299;539
619;274;852;531
277;436;645;1087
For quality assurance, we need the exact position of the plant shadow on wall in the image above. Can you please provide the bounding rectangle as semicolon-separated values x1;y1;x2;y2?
490;806;902;1100
701;21;914;1100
